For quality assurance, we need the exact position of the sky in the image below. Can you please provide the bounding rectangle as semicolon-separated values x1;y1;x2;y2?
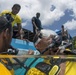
0;0;76;37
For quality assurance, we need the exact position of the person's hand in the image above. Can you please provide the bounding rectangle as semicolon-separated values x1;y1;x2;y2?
20;29;24;39
20;29;24;34
36;27;38;31
28;50;34;55
49;47;59;55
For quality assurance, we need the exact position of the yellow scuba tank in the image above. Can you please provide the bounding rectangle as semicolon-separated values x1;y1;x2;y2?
26;61;60;75
26;67;45;75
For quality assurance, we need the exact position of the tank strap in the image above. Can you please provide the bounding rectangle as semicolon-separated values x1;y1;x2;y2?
0;58;13;70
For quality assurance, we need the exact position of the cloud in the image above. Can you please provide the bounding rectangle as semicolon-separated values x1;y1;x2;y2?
0;0;76;30
64;19;76;30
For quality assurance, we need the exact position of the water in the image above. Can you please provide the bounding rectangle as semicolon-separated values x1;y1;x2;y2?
15;58;44;75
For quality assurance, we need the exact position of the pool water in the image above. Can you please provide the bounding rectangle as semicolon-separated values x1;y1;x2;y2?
15;58;44;75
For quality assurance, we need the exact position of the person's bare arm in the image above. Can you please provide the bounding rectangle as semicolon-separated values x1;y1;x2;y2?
17;23;24;39
28;50;34;55
58;56;66;75
17;23;21;34
32;18;39;34
33;21;39;33
58;62;65;75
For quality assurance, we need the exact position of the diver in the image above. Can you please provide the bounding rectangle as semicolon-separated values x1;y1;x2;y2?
0;16;14;75
26;29;76;75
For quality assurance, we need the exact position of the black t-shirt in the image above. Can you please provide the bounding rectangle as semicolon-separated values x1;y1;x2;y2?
32;17;42;30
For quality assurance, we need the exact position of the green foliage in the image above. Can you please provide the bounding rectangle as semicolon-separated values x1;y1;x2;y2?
72;36;76;49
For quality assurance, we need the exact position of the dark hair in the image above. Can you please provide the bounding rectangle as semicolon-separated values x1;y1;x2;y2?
12;4;21;9
36;12;40;16
62;25;64;28
0;16;12;33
